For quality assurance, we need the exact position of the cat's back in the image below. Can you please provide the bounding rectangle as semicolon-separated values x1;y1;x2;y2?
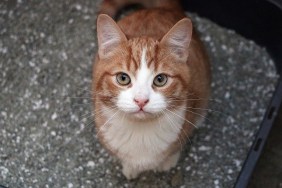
117;8;186;40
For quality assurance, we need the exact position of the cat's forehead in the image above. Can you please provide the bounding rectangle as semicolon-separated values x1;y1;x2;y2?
127;37;159;70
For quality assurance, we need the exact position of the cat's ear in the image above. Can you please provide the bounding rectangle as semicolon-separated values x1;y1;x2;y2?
97;14;127;59
160;18;193;61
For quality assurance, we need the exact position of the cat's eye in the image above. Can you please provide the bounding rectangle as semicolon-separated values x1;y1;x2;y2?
153;74;168;87
116;73;131;86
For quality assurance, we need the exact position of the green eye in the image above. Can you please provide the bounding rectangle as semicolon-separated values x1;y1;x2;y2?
153;74;168;87
116;73;131;86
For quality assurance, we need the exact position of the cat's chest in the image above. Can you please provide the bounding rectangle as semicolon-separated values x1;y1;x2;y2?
102;112;185;165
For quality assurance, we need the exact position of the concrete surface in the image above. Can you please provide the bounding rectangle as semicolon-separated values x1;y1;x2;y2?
0;0;279;187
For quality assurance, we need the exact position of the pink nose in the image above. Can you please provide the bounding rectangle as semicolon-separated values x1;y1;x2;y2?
134;98;149;108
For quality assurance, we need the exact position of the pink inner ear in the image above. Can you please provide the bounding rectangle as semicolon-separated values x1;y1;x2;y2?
97;14;127;58
173;48;186;59
160;18;193;60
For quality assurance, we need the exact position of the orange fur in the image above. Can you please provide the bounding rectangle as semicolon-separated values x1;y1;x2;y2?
92;0;211;179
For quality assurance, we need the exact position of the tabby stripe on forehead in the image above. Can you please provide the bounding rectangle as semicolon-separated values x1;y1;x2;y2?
151;45;159;71
131;58;138;72
129;46;138;72
126;46;131;71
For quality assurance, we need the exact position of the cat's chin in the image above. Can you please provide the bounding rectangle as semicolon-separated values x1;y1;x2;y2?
126;110;159;121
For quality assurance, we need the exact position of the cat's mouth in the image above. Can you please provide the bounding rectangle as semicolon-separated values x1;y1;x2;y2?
129;109;155;119
133;109;150;114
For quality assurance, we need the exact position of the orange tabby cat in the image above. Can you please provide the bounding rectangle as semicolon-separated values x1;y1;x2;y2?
93;0;211;179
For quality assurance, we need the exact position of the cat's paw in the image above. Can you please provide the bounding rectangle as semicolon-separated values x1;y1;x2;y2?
122;163;140;180
157;152;180;172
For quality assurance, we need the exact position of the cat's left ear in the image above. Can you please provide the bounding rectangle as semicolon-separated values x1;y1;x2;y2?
160;18;193;61
97;14;127;59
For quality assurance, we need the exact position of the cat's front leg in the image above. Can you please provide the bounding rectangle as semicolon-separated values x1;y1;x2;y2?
157;151;180;172
122;162;141;180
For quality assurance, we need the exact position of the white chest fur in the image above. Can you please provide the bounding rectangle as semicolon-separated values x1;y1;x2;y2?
102;108;185;170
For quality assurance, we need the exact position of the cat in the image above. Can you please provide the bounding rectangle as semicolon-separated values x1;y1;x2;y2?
92;0;211;179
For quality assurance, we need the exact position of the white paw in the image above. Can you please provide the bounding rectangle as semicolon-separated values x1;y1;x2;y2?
157;152;180;172
122;163;140;180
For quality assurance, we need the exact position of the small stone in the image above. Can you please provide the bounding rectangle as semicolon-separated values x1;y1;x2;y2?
51;131;56;136
29;61;35;67
51;113;57;120
87;161;95;168
83;15;90;20
198;146;211;151
204;35;211;42
68;19;74;24
224;92;230;99
42;58;49;64
171;171;183;187
234;159;241;168
75;4;82;10
98;158;104;164
40;32;45;38
1;111;7;118
185;166;191;171
221;44;227;50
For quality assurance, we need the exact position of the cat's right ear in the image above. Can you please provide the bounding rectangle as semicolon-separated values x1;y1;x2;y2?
97;14;127;59
160;18;193;61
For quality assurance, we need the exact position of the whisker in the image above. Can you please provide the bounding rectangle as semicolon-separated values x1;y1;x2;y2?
79;106;118;131
172;106;214;124
95;109;120;138
75;87;96;94
64;96;95;100
62;93;114;100
155;113;171;146
79;111;93;119
71;102;94;107
162;110;184;151
165;108;198;129
186;130;192;145
164;110;192;145
169;104;227;116
183;107;227;116
92;106;118;119
168;98;222;103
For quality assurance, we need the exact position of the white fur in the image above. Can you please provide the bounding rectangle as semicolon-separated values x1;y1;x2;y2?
103;48;185;179
116;48;167;114
102;106;185;178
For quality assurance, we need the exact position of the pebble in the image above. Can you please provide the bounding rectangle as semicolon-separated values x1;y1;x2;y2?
51;131;56;136
87;161;95;168
171;171;184;187
51;113;57;120
98;158;104;164
198;146;211;151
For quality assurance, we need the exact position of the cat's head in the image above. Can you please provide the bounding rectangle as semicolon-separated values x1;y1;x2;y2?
94;14;193;121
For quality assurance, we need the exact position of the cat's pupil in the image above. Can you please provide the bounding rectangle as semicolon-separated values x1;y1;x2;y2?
157;75;163;82
121;74;127;81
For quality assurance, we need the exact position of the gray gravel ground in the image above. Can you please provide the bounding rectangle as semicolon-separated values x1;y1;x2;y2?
0;1;279;188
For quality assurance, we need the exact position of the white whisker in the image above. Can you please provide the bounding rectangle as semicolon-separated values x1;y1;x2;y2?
95;109;120;138
162;110;183;151
165;108;198;129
